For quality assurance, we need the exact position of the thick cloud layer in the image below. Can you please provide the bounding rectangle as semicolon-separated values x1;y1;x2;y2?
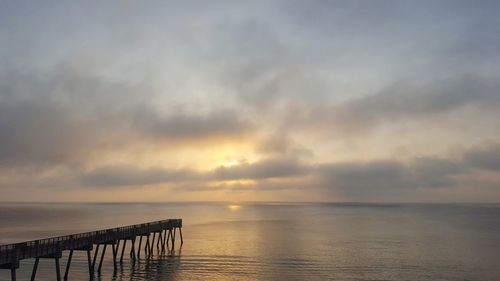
1;0;500;202
61;145;500;202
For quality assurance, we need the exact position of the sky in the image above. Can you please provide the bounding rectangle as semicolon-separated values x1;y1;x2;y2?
1;0;500;202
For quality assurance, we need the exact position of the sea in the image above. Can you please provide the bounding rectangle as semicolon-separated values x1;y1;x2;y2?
0;202;499;280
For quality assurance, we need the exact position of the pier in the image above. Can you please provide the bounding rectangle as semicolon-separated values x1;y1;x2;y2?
0;219;183;281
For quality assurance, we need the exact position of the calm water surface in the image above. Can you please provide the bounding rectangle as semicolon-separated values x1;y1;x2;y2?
0;202;499;280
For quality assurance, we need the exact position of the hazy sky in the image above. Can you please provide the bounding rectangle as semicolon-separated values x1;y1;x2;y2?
1;0;500;202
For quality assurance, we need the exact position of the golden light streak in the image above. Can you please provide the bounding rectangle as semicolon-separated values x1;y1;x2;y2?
227;204;241;211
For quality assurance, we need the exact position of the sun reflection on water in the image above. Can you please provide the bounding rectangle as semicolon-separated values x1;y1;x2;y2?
227;204;241;211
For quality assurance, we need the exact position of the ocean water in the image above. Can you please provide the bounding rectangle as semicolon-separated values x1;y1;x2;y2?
0;202;499;281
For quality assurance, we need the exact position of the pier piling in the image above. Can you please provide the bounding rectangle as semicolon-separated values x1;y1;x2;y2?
30;258;39;281
64;250;73;281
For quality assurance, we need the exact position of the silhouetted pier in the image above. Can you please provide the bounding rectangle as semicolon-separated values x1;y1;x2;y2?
0;219;183;281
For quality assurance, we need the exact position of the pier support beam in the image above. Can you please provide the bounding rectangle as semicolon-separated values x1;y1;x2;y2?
172;227;176;248
92;244;100;273
11;266;16;281
137;236;143;259
149;233;155;257
95;241;118;274
179;227;184;245
161;229;167;253
86;250;93;280
55;256;61;281
120;239;127;263
29;252;62;281
130;237;137;260
97;244;107;273
145;234;151;257
62;245;93;281
63;250;73;281
156;231;162;250
112;242;118;270
166;229;171;249
30;258;39;281
117;236;137;262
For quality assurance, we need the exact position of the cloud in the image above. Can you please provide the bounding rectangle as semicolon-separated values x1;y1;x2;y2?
18;142;495;204
75;157;311;188
255;134;290;155
0;97;93;167
79;165;201;187
255;134;314;159
60;156;309;189
410;157;465;188
2;0;500;202
315;157;465;196
0;64;148;168
132;109;254;141
318;74;500;133
314;144;500;197
317;160;405;188
463;143;500;171
214;157;310;180
0;65;255;169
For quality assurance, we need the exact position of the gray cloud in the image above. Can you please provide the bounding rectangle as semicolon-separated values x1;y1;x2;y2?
317;161;407;191
0;98;93;167
255;134;290;155
314;144;500;196
0;64;147;167
315;157;464;197
214;157;310;180
0;66;255;169
132;110;253;141
51;143;500;203
410;157;465;188
79;165;201;187
255;134;314;159
463;143;500;171
76;157;309;188
323;74;500;132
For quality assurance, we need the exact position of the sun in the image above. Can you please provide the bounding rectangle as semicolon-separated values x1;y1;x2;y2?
220;159;240;167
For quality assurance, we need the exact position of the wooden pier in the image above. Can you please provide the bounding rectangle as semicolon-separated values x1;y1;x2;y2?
0;219;183;281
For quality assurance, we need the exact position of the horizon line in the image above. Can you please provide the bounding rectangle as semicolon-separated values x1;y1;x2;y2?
1;200;499;205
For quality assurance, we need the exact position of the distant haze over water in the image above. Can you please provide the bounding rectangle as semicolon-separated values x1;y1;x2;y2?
0;202;499;280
